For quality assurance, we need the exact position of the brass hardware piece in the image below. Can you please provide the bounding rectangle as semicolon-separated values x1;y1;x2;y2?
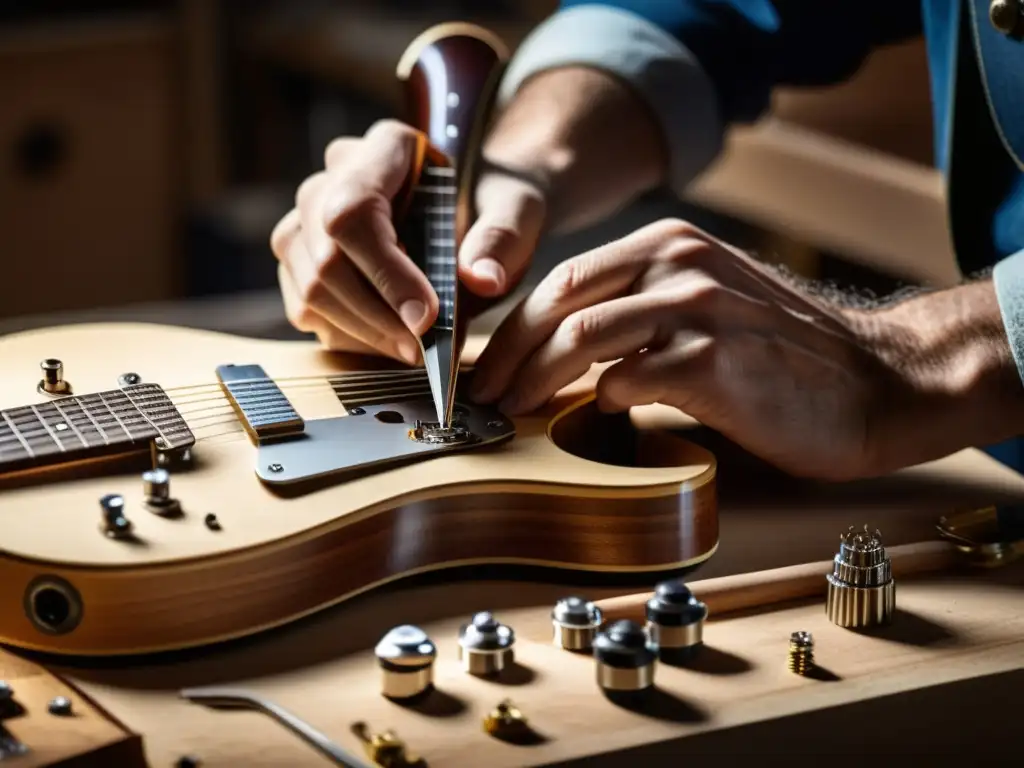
787;631;814;676
351;722;421;768
483;699;530;739
826;525;895;628
551;596;603;652
38;358;71;396
408;419;473;445
937;507;1023;568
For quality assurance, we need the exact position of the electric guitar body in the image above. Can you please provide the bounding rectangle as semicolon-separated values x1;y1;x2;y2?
0;324;718;657
0;23;716;658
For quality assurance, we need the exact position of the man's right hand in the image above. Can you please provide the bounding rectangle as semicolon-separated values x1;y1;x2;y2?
270;118;547;365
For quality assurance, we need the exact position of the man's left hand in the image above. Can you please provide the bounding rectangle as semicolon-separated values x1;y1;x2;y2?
469;219;996;481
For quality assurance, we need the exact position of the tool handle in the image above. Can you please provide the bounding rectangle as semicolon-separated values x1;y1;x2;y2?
595;541;960;623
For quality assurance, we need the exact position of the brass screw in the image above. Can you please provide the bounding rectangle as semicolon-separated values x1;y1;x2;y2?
483;698;528;737
787;631;814;675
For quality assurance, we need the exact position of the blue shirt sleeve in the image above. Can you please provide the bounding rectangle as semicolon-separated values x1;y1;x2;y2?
560;1;923;125
497;1;924;194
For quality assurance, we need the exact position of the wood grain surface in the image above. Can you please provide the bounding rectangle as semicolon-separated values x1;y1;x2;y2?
48;553;1023;766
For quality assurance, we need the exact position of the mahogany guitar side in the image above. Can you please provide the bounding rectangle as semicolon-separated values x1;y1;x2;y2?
0;324;718;657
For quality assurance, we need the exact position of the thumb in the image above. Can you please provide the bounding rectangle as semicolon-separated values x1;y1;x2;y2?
458;173;547;298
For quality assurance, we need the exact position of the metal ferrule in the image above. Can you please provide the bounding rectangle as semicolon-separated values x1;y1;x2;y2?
831;555;892;587
552;622;599;652
596;661;656;691
826;577;896;628
380;665;433;700
458;646;513;675
646;621;702;650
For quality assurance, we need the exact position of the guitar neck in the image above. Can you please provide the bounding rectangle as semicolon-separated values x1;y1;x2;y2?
0;384;194;475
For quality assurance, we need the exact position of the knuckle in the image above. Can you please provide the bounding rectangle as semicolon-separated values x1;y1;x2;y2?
322;186;377;238
286;302;317;332
366;263;395;301
324;136;357;168
297;276;329;312
683;278;724;312
648;217;701;241
547;257;585;303
562;310;600;348
366;118;414;142
296;171;326;210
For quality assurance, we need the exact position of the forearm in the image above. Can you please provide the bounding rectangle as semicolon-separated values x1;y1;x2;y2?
481;67;668;235
860;278;1024;472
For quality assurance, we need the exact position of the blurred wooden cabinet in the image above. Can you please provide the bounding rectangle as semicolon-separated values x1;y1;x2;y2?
0;15;181;320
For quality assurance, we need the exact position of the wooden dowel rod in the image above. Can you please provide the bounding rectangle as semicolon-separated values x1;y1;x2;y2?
595;541;960;624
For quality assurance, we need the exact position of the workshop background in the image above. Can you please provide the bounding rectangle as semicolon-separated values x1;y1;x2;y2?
0;0;954;338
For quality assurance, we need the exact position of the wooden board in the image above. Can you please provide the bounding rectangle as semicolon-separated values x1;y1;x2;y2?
0;648;145;767
41;553;1022;766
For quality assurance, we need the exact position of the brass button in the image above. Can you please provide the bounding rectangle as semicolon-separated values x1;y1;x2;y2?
990;0;1022;35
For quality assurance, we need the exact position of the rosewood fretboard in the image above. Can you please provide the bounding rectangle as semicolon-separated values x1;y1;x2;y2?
0;383;194;475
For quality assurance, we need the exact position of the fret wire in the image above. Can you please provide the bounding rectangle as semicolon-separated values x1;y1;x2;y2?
30;404;66;452
2;410;34;458
96;392;133;441
77;398;112;445
38;401;86;450
121;387;169;445
52;399;92;448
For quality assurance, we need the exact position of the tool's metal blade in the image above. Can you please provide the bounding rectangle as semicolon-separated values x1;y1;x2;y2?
421;328;457;426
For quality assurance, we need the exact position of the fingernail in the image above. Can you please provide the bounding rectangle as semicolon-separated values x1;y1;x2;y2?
397;339;419;365
399;300;427;332
471;258;505;290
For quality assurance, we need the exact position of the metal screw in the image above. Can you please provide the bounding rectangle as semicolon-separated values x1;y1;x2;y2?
118;372;141;386
48;695;72;716
787;631;815;675
268;463;283;473
348;407;366;416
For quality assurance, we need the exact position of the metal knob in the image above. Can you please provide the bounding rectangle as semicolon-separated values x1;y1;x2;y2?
593;620;657;692
457;611;514;676
142;468;181;515
374;625;437;701
39;358;70;395
100;494;133;538
645;579;708;663
551;596;603;652
826;525;895;628
990;0;1021;35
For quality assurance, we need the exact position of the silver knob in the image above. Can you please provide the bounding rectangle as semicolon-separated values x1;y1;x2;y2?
100;494;133;538
458;611;515;676
374;625;437;700
143;468;181;515
551;596;603;652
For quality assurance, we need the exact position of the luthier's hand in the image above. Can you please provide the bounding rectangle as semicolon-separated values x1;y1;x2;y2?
270;119;546;365
470;219;1024;481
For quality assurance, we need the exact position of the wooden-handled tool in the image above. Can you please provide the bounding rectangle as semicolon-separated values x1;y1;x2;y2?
594;540;961;623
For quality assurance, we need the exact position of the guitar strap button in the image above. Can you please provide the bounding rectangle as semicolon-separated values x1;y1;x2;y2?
458;611;515;676
374;625;437;701
645;579;708;664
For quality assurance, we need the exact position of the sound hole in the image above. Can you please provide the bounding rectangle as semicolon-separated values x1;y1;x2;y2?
548;400;712;470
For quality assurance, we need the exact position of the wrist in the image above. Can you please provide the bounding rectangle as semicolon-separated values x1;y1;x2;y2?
481;66;668;234
855;279;1024;473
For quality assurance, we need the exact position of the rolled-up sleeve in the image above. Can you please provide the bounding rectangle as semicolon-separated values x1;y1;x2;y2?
994;248;1024;384
496;4;724;195
497;0;923;195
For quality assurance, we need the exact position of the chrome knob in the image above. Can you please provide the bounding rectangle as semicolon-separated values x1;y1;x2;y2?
826;525;895;628
100;494;133;538
374;625;437;701
142;468;181;515
458;611;514;676
645;579;708;664
593;620;657;692
551;596;603;652
39;358;70;395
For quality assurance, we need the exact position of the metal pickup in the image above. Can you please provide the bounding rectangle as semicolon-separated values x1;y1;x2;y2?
216;364;304;444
